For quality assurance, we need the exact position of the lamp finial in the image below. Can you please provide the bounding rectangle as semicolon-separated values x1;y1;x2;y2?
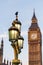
15;12;18;16
15;12;18;20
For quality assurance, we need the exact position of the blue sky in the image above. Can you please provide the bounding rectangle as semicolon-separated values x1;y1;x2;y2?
0;0;43;65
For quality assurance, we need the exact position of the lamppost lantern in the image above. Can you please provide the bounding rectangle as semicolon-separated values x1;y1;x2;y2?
18;36;24;49
12;20;21;32
12;12;21;32
8;12;24;65
8;26;20;42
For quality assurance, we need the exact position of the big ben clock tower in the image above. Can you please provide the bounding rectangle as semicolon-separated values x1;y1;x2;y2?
28;11;42;65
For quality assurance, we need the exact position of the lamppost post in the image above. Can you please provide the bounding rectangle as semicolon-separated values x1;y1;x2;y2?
8;12;24;65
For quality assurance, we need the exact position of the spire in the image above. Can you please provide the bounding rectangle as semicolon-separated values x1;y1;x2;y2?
4;59;6;64
32;9;37;19
32;9;37;23
1;38;4;47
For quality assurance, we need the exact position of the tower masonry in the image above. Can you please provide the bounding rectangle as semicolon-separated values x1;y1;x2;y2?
28;11;42;65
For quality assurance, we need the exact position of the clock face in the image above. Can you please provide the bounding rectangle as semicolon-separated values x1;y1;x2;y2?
31;33;37;40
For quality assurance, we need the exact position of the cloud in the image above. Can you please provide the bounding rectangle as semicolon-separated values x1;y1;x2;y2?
41;30;43;35
0;33;8;38
21;30;27;36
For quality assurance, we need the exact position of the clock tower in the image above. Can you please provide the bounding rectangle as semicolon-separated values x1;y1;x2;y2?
28;11;42;65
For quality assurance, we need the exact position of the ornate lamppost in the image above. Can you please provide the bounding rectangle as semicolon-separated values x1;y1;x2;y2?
8;12;24;65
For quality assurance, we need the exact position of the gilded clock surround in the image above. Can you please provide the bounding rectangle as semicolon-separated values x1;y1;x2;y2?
29;31;38;41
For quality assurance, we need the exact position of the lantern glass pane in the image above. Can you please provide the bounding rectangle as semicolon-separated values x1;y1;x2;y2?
15;24;21;31
9;30;19;41
18;39;23;48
